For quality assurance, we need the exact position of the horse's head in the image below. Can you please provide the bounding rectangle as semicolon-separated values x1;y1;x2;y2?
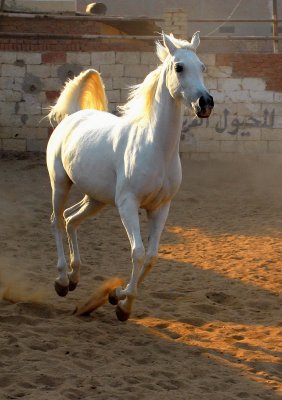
157;32;214;118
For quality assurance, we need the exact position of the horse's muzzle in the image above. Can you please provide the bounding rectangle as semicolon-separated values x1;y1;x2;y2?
193;94;214;118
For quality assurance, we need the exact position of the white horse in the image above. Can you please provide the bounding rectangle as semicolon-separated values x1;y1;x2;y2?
47;32;214;321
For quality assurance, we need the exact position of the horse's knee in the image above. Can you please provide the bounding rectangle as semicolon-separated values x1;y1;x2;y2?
132;245;145;265
51;213;64;232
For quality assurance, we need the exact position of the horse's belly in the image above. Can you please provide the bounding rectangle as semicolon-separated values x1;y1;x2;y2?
62;137;117;205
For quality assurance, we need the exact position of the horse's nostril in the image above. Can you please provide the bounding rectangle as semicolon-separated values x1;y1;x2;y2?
199;95;206;108
208;95;214;107
199;94;214;108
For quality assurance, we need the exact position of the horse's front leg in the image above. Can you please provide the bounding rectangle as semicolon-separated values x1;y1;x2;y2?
138;202;171;287
111;195;145;321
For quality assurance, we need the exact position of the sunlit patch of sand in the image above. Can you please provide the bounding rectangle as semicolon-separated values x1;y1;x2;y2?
133;316;282;393
160;226;282;293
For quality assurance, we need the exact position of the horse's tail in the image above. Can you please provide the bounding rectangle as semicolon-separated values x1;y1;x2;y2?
48;69;108;125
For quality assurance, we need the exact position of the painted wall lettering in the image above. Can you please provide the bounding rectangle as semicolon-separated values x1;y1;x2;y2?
182;108;275;137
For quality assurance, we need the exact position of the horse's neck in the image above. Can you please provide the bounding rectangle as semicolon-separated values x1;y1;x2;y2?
151;70;184;158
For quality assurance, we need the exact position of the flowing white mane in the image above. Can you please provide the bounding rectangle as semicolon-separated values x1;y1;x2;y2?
118;66;162;124
118;32;200;124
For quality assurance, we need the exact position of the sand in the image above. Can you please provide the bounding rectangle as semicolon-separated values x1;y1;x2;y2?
0;151;281;400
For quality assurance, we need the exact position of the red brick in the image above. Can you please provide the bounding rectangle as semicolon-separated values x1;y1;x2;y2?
42;52;66;64
46;91;60;102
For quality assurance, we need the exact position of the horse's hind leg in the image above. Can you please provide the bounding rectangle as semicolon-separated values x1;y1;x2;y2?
65;196;105;290
50;177;72;297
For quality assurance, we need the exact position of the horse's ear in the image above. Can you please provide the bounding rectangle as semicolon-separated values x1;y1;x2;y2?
190;31;200;50
156;41;168;62
162;32;177;55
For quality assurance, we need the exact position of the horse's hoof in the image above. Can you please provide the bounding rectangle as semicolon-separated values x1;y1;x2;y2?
115;304;130;322
69;280;78;291
108;289;118;305
54;281;69;297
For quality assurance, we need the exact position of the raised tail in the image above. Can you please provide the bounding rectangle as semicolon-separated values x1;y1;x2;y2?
48;69;108;125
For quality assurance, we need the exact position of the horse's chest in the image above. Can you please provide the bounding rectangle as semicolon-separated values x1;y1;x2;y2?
138;170;181;209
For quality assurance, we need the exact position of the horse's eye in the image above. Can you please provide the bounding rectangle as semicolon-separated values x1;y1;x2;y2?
175;63;184;73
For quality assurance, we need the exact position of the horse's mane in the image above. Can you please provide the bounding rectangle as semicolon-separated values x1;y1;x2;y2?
118;66;162;124
118;33;198;124
48;33;199;126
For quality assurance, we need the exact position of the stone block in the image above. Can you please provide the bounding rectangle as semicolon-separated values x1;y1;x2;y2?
116;52;140;65
189;152;210;161
242;78;266;91
208;66;232;78
27;65;51;78
225;90;251;103
27;139;48;152
250;91;274;103
100;64;123;78
120;89;130;103
197;139;220;153
209;153;236;162
0;77;14;90
3;138;26;151
91;52;115;66
198;54;216;67
0;101;16;115
124;64;149;78
218;79;242;91
0;114;22;127
261;127;282;140
41;78;62;91
17;52;41;65
67;52;91;66
113;77;137;90
274;93;282;102
25;115;48;128
1;53;17;64
237;140;267;154
2;64;26;78
0;127;13;139
209;90;225;103
205;78;218;90
219;139;239;153
0;90;22;102
236;103;262;116
16;95;42;116
103;78;113;90
141;52;158;65
108;102;117;114
180;142;196;153
26;127;49;140
106;90;121;103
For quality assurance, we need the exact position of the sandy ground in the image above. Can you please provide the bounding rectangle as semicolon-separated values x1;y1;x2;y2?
0;151;281;400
